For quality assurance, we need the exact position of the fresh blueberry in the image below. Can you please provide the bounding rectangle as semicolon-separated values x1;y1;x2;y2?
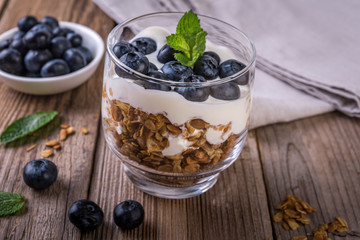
24;49;53;73
66;32;82;47
210;82;240;100
119;51;149;74
12;31;26;40
52;27;74;38
17;16;38;32
218;59;246;78
9;38;28;55
40;59;70;77
23;24;52;49
25;72;41;78
0;48;24;74
0;39;12;51
203;51;220;65
148;62;158;72
23;159;58;190
143;71;171;91
113;200;144;230
76;46;92;64
131;37;156;55
68;200;104;232
157;44;175;63
40;16;59;31
114;66;138;80
63;48;86;72
50;36;71;58
161;61;193;81
194;55;218;80
113;41;138;58
175;75;210;102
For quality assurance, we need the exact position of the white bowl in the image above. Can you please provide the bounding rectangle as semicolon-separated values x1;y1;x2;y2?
0;21;104;95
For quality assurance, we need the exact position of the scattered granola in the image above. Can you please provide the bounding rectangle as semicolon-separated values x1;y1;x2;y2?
41;149;53;158
45;139;59;147
60;124;70;129
66;127;75;135
53;144;61;150
26;144;37;152
60;129;67;141
80;127;88;135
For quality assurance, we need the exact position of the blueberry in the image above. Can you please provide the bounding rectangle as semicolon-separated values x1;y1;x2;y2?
40;16;59;31
68;200;104;232
76;46;92;64
204;51;220;65
157;44;175;63
210;82;240;100
17;16;38;32
161;61;193;81
148;62;158;72
66;32;82;47
143;71;171;91
12;31;26;40
119;51;149;74
23;159;58;189
52;27;74;38
113;41;138;58
194;55;218;80
0;48;24;74
23;24;52;49
131;37;156;55
9;38;28;55
113;200;144;230
41;59;70;77
24;49;53;73
50;36;71;58
25;72;41;78
219;59;246;78
0;39;12;51
63;48;86;72
175;75;210;102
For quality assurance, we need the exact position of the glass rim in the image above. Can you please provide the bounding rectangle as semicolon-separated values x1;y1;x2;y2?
106;11;256;87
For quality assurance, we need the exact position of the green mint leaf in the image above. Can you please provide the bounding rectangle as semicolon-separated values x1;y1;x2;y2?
0;111;58;144
0;191;26;217
192;31;207;64
174;52;192;67
176;10;202;35
167;34;190;57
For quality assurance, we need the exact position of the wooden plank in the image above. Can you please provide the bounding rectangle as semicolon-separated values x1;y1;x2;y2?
257;112;360;239
0;0;114;239
86;129;273;239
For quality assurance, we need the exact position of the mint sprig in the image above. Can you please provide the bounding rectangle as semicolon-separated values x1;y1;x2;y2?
166;10;207;67
0;191;26;216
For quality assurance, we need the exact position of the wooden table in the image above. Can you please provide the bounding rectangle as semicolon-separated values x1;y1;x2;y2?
0;0;359;239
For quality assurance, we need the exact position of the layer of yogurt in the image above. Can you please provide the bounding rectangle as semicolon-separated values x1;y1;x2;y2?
103;26;251;155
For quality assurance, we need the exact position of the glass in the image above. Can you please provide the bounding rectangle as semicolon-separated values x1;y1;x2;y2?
102;12;256;199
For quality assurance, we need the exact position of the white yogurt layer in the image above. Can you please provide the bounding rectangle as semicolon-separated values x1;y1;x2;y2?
104;26;251;155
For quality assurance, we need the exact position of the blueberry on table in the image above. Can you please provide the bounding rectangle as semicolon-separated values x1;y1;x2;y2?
23;159;58;190
113;200;144;230
210;82;240;100
218;59;246;78
203;51;220;65
40;16;59;30
66;32;82;47
161;61;193;80
17;15;38;32
157;44;175;63
9;38;28;55
68;200;104;232
131;37;156;55
63;48;87;72
113;41;138;58
119;51;149;74
12;31;25;40
0;39;12;51
41;59;70;77
193;55;219;80
50;36;71;58
23;24;52;49
24;49;53;73
0;48;24;74
175;75;210;102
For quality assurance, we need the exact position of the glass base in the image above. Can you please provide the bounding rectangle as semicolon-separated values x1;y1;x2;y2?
124;165;219;199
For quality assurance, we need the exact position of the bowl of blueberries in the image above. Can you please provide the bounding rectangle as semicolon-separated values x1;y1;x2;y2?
0;16;104;95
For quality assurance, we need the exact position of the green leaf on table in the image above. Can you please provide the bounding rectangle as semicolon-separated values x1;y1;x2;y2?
0;111;58;144
0;191;26;217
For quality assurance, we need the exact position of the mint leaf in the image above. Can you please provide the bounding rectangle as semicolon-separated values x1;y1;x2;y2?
176;10;202;36
174;52;192;66
166;34;190;56
0;111;58;144
0;191;26;216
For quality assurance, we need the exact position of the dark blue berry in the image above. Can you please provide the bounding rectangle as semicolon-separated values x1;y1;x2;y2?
0;48;24;74
23;24;52;49
203;51;220;65
66;32;82;47
113;200;144;230
131;37;156;55
50;36;71;58
113;41;138;58
157;44;175;63
210;82;240;100
149;62;158;72
40;16;59;31
76;46;92;64
175;75;210;102
52;27;74;38
12;31;25;40
23;159;58;190
24;49;53;73
119;51;149;74
194;55;218;80
25;72;41;78
40;59;70;77
68;200;104;232
0;39;12;51
63;48;86;72
143;71;171;91
218;59;246;78
161;61;193;81
9;38;28;55
17;16;38;32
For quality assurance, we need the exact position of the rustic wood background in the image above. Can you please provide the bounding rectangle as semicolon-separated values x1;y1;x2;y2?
0;0;359;239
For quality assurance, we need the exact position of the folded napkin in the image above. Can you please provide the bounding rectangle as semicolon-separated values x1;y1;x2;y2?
94;0;360;127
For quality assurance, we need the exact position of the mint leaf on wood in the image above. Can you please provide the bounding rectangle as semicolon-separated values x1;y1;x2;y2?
0;191;26;217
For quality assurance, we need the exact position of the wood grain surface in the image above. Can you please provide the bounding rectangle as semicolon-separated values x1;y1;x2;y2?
0;0;359;240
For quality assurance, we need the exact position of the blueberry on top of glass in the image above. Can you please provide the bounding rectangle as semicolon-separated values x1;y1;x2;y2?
119;51;149;74
175;75;210;102
131;37;156;55
161;61;193;80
